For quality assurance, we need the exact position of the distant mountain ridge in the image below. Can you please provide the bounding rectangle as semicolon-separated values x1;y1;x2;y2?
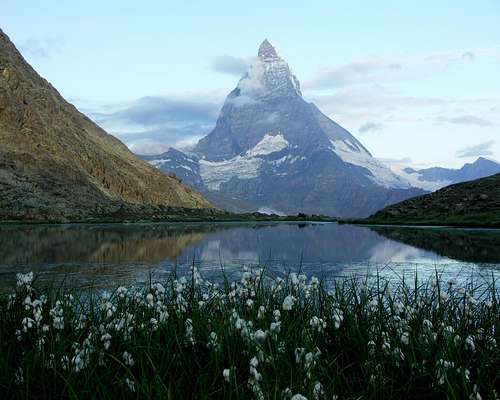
142;40;424;217
394;157;500;191
0;28;211;222
366;173;500;227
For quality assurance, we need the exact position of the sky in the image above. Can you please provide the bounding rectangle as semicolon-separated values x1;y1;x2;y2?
2;0;500;168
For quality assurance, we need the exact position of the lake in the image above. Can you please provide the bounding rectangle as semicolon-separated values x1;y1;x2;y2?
0;222;499;291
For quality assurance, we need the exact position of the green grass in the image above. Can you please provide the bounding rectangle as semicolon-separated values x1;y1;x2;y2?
0;211;336;226
0;269;498;399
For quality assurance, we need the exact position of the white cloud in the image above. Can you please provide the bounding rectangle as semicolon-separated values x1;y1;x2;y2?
303;47;500;90
456;140;496;158
210;55;249;76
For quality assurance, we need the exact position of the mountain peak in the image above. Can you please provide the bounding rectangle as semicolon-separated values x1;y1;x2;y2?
475;156;498;165
258;39;279;60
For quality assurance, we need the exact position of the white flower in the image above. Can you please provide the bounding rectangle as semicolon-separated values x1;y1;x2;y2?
125;377;135;392
309;316;326;333
282;295;295;311
291;394;308;400
367;340;376;355
185;318;195;346
270;321;281;335
249;356;262;382
22;317;34;332
246;299;254;309
382;341;391;353
470;384;482;400
257;305;266;319
72;352;86;372
101;333;111;350
152;283;166;296
14;367;24;384
253;329;267;342
150;318;158;331
273;309;281;321
208;331;220;350
465;335;476;352
116;286;128;299
159;310;169;323
440;291;449;301
123;351;134;367
294;347;305;364
423;319;433;331
16;272;33;287
401;332;409;346
223;368;231;382
312;381;324;400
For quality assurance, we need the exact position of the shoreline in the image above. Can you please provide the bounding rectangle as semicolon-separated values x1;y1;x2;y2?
338;219;500;229
0;214;337;227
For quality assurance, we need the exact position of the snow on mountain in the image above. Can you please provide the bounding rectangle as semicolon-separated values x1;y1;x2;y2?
199;133;290;190
330;139;411;189
390;166;451;191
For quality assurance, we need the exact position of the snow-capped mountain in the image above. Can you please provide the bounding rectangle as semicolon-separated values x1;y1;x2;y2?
142;40;424;217
392;157;500;191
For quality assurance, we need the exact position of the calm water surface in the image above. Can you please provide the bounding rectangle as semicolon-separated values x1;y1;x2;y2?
0;222;499;290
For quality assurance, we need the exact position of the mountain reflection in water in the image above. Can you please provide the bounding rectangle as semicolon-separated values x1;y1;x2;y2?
369;226;500;264
0;222;499;290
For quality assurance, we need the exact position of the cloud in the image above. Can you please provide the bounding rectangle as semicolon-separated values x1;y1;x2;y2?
19;37;63;60
109;96;219;125
461;51;475;61
303;47;500;90
210;55;249;76
456;140;495;158
84;95;221;153
436;115;495;127
305;83;500;129
358;122;383;133
305;60;400;90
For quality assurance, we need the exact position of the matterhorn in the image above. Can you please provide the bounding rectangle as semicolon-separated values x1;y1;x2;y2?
143;40;423;217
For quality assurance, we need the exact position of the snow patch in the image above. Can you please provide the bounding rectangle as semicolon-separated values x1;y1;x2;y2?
200;134;290;190
148;159;171;166
199;156;262;190
390;166;451;191
258;207;285;216
179;165;194;172
330;139;412;189
246;134;289;157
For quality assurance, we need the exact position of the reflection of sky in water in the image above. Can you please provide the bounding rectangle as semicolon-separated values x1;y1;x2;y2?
0;222;498;291
368;240;449;264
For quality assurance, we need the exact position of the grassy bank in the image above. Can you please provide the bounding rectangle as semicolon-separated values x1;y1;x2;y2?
0;211;336;226
342;212;500;229
1;270;498;399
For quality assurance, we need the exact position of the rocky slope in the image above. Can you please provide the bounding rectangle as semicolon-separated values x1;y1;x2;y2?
144;40;424;217
366;173;500;227
0;28;211;222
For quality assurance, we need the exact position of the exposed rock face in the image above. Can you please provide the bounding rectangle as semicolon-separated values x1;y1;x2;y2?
0;29;211;221
145;40;424;217
368;173;500;227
